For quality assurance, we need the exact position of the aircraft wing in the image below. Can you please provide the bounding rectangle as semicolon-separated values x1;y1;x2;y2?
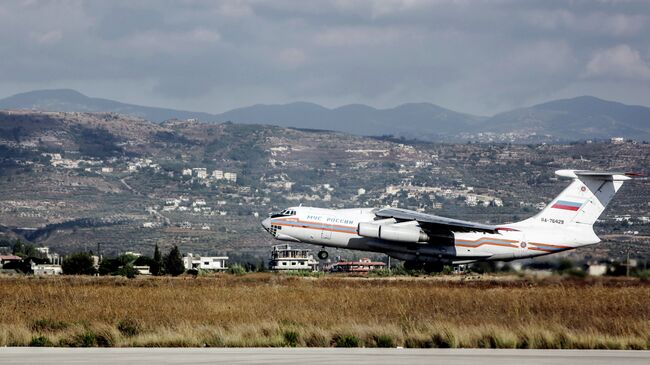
375;207;499;233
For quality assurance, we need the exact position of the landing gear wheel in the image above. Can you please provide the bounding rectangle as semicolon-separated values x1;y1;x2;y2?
317;250;329;260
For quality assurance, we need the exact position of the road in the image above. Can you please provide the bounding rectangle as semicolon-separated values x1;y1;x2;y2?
1;348;648;364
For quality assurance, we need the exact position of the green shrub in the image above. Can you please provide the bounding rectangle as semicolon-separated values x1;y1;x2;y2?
375;334;395;348
61;330;98;347
431;331;457;348
31;319;68;332
30;335;52;347
564;268;587;279
283;330;300;347
334;334;361;348
404;336;433;348
227;264;246;275
117;318;141;337
368;269;392;278
305;333;328;347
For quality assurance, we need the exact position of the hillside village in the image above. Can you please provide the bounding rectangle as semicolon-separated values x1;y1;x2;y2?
0;110;648;266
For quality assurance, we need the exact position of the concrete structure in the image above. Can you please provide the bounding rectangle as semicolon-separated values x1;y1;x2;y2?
587;263;608;276
183;253;229;271
269;244;318;271
211;170;224;179
329;258;386;273
134;265;151;275
224;172;237;182
193;168;208;179
36;246;60;264
32;264;62;276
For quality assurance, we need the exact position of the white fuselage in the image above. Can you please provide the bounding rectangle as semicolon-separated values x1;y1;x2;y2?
263;206;597;264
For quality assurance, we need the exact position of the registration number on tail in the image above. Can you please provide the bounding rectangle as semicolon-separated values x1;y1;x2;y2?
541;217;565;224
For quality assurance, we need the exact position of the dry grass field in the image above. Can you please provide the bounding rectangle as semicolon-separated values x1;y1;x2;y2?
0;274;649;349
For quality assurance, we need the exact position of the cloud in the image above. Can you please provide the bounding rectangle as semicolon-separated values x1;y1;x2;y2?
31;30;63;45
274;48;307;68
585;45;650;80
1;0;650;114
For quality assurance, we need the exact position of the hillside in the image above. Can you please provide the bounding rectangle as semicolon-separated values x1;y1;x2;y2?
3;90;650;142
215;101;484;139
482;96;650;141
0;110;648;261
0;89;216;123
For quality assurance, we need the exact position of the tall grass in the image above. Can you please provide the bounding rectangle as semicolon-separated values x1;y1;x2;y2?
0;274;648;348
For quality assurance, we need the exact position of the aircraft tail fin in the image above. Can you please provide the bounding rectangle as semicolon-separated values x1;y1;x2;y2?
515;170;633;237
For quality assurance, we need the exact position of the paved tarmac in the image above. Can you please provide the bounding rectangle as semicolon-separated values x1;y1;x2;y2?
1;348;649;364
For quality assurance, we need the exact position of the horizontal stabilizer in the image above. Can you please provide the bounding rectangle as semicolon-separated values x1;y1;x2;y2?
555;169;634;181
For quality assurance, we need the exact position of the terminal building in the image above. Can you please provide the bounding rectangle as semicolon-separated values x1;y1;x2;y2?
269;244;319;271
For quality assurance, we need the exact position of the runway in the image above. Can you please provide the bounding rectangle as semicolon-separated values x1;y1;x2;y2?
1;348;649;364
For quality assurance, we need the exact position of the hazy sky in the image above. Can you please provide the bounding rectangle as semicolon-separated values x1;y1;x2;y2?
1;0;649;115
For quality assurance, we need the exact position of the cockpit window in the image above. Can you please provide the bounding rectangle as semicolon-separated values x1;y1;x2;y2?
271;209;296;218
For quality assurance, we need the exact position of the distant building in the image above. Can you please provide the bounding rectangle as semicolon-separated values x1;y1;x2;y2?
0;255;22;268
269;244;319;271
101;167;113;173
182;253;228;271
36;247;60;264
133;265;151;275
587;263;608;276
329;258;386;273
193;168;208;179
224;172;237;182
211;170;224;179
32;263;62;276
182;168;193;176
611;137;625;144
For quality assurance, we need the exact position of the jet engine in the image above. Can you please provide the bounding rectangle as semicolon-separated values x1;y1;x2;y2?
358;220;429;243
357;218;395;238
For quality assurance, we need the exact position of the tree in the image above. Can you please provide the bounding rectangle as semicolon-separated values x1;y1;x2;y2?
164;245;184;276
151;244;163;276
117;263;139;279
62;252;96;275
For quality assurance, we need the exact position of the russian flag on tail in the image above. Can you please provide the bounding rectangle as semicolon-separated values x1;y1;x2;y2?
551;200;583;211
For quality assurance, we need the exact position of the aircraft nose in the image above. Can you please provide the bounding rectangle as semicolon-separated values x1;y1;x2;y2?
261;217;271;231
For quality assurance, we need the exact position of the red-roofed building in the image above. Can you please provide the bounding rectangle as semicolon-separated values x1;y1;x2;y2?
329;258;386;273
0;255;22;268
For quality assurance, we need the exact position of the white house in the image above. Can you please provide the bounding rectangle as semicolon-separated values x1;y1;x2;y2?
182;253;228;271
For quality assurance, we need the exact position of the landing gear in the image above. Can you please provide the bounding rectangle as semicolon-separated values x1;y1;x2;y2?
317;250;329;260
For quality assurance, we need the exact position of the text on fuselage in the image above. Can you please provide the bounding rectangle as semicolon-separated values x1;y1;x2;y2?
306;215;354;225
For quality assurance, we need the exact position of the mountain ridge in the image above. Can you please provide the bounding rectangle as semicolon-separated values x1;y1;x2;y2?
2;89;650;142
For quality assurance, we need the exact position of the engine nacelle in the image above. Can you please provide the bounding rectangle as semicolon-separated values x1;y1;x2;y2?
378;224;429;243
357;218;396;238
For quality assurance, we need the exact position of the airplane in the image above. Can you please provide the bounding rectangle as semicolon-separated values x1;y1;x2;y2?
261;170;637;271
